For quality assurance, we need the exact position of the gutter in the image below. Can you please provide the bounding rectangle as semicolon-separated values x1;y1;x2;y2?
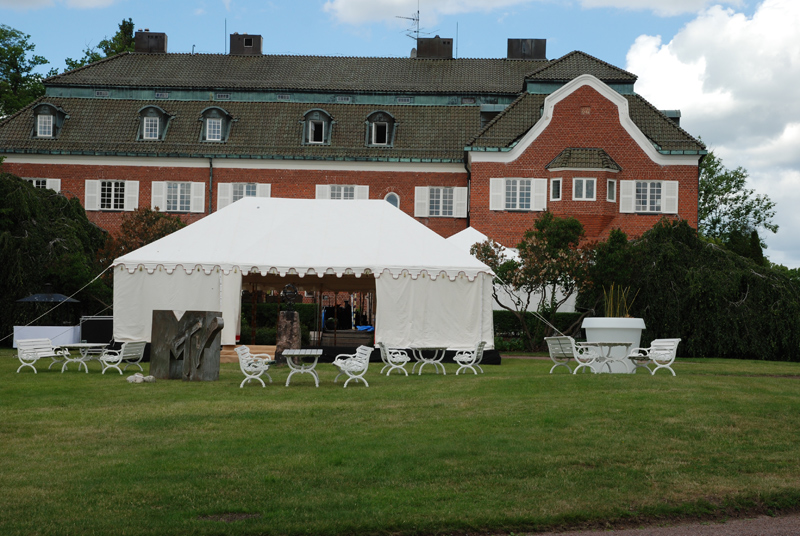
208;157;214;214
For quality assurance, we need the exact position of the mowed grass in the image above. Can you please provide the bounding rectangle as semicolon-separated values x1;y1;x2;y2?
2;351;800;536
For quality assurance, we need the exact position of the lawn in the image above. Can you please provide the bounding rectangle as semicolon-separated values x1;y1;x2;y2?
2;350;800;536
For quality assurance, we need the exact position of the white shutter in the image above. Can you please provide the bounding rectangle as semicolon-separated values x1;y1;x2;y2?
355;185;369;200
316;185;330;199
453;187;468;218
85;180;99;211
151;181;166;211
256;183;271;198
532;179;547;211
46;179;61;192
124;180;139;211
190;182;205;213
414;187;429;217
662;181;679;214
217;183;233;209
619;180;635;213
489;178;505;210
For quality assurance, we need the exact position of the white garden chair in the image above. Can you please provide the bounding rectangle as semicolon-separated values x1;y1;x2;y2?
376;342;411;376
544;336;602;374
99;341;147;375
453;341;487;375
628;338;681;376
332;345;372;387
235;346;275;388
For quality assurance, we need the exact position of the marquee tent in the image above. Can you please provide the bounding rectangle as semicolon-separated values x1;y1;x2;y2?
112;197;494;349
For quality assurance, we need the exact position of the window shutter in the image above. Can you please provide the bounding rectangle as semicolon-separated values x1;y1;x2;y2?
453;187;468;218
355;185;369;200
85;180;99;211
489;178;505;210
46;179;61;192
532;179;547;211
124;181;139;211
315;185;330;199
151;182;165;210
619;180;635;213
414;187;429;217
256;183;271;198
218;183;233;209
662;181;679;214
190;182;205;213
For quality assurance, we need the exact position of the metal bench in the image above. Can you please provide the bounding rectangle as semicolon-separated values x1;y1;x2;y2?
16;338;69;373
235;345;275;388
332;345;372;387
453;341;487;375
99;341;147;375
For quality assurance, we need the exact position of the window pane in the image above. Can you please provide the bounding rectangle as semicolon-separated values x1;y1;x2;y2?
245;183;256;197
429;187;441;216
37;115;53;137
233;183;244;202
167;182;178;211
343;186;355;200
385;193;399;207
144;117;159;140
179;183;191;211
372;122;388;144
441;187;454;216
519;179;531;210
310;120;324;143
207;118;222;141
575;179;584;199
552;179;561;200
505;180;518;209
586;179;595;199
100;180;125;210
650;181;661;212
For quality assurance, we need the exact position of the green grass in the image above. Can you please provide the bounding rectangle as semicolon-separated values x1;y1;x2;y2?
2;352;800;535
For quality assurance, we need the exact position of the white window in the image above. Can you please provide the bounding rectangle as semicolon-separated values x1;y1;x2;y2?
26;179;46;189
84;180;139;211
489;178;547;212
504;179;532;210
316;185;368;200
206;118;222;141
414;186;468;218
607;179;616;202
573;178;596;201
309;120;325;144
217;183;270;209
550;178;562;201
143;117;159;140
100;181;126;210
619;180;679;214
37;115;53;137
152;181;205;213
385;192;400;208
371;122;389;145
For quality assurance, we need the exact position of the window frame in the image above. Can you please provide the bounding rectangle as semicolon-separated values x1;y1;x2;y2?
572;177;597;201
206;117;223;141
365;111;396;147
428;186;454;217
166;182;192;212
137;106;171;142
607;179;617;202
302;109;333;146
384;192;400;208
504;178;532;211
330;185;356;200
100;180;126;210
143;116;160;140
550;178;562;201
37;114;53;138
635;180;662;213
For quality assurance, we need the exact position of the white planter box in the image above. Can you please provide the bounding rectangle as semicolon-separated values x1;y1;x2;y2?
581;317;646;373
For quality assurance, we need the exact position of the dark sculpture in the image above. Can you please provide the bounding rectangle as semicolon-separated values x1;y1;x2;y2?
281;283;299;311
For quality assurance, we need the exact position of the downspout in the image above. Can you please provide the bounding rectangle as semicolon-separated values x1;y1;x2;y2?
208;157;214;214
464;149;471;229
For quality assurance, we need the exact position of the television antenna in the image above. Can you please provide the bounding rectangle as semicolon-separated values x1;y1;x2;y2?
397;1;433;41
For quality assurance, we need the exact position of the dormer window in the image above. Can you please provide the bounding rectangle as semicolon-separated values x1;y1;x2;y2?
32;103;67;139
366;111;395;147
199;107;233;142
302;109;333;145
137;106;171;141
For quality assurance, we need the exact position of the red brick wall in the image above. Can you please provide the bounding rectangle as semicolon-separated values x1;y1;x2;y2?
469;84;700;248
5;161;469;238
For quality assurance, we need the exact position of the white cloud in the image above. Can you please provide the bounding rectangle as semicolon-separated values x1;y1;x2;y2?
581;0;742;17
626;0;800;266
64;0;116;7
222;0;231;11
0;0;53;8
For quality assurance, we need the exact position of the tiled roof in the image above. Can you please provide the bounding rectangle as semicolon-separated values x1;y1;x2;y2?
546;148;621;170
46;53;547;95
468;93;704;153
0;97;479;162
525;50;637;82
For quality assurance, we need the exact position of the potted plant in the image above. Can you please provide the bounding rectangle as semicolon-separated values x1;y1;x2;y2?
581;284;645;373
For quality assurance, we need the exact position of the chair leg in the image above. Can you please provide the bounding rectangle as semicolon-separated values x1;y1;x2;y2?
549;362;571;374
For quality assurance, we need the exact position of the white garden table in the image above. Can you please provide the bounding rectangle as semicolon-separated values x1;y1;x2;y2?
410;347;447;375
58;342;108;373
283;349;323;387
575;341;633;373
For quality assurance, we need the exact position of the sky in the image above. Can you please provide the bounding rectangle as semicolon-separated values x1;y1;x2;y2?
2;0;798;267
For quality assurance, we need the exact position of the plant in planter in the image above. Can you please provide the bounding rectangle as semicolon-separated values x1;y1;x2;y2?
603;283;639;318
582;283;645;372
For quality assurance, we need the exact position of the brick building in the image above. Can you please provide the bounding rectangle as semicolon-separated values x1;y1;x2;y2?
0;32;706;248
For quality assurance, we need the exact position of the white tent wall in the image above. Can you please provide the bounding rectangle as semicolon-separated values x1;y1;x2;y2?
375;272;494;349
113;267;242;344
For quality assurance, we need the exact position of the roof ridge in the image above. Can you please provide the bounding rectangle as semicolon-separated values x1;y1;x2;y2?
44;52;131;83
628;93;705;149
524;50;637;81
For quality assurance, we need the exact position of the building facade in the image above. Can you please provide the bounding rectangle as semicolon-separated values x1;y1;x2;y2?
0;32;705;248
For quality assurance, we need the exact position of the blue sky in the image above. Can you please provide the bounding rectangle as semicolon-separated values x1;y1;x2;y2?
4;0;799;268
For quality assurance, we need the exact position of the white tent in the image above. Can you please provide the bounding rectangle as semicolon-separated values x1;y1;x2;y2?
112;198;494;349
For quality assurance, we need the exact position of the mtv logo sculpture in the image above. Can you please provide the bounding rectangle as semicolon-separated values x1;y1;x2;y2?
150;310;224;381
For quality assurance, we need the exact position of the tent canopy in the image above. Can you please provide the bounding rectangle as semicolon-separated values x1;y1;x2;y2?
112;198;494;349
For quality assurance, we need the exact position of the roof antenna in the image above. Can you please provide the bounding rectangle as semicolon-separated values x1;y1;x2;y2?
192;44;195;55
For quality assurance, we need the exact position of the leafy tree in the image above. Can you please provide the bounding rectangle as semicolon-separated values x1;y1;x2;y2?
97;207;186;269
472;212;593;351
0;173;109;343
65;18;135;71
699;150;777;246
0;25;55;116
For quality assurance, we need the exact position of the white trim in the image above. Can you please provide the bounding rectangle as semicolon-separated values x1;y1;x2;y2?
2;154;466;173
606;179;616;202
468;74;701;168
384;192;400;208
572;177;596;201
550;177;562;201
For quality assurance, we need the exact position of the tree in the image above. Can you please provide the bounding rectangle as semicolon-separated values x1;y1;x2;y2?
97;207;186;269
64;18;135;71
472;212;593;351
698;150;777;247
0;25;55;116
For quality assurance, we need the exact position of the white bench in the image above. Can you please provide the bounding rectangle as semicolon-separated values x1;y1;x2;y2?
99;341;147;375
454;341;487;375
376;342;411;376
16;338;69;373
628;338;681;376
235;346;275;388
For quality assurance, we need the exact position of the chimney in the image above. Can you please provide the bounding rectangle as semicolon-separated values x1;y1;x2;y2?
507;39;546;60
134;30;168;53
416;36;453;59
229;33;263;55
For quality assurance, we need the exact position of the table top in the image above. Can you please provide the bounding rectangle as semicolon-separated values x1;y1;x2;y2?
283;349;323;356
577;341;632;347
60;342;108;348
